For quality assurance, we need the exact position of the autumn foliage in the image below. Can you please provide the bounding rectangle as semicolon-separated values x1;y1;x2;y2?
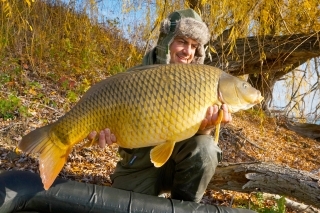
0;0;143;84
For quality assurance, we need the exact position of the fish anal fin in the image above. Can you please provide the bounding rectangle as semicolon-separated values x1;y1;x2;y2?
39;144;72;190
150;141;176;168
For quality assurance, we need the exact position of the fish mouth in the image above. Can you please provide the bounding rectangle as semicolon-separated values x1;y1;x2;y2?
256;97;264;103
254;92;264;103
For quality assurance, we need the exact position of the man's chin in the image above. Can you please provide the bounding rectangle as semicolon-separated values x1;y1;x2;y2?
175;59;189;64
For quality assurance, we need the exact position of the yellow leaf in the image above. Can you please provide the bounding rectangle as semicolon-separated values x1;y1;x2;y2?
25;0;34;7
209;45;217;54
25;20;33;31
29;88;37;96
25;0;30;7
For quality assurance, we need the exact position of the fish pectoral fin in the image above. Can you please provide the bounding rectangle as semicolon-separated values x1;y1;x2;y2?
80;135;98;150
214;109;224;144
150;141;176;168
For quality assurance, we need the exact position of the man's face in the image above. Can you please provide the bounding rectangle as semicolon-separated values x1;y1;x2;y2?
169;36;199;64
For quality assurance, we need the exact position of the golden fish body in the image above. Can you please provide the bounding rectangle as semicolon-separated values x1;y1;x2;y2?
18;64;263;190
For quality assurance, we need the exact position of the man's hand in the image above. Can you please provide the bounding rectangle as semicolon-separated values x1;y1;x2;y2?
87;128;117;148
197;104;232;135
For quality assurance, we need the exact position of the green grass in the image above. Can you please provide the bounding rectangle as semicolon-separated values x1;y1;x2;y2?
248;193;286;213
0;94;28;119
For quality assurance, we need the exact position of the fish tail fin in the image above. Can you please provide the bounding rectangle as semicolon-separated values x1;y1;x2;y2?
150;140;176;167
18;124;71;190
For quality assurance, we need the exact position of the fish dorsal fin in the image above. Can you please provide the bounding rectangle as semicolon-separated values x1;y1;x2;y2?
127;64;163;72
150;141;176;167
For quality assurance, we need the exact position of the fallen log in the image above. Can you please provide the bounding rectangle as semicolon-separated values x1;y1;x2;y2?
210;162;320;208
286;121;320;141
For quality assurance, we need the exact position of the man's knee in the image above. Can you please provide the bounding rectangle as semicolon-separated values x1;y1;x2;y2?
173;135;222;170
188;134;222;166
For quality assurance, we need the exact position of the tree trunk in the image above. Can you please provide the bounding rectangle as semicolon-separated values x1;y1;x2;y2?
209;162;320;208
285;121;320;141
205;33;320;76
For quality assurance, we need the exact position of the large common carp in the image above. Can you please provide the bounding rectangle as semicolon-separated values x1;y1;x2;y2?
19;64;263;190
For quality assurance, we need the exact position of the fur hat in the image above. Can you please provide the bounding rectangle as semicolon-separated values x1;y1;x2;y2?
155;9;210;64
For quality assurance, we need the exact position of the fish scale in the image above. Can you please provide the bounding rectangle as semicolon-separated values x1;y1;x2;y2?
18;64;263;190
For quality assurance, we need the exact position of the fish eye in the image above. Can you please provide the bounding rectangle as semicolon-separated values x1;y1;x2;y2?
243;83;248;89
